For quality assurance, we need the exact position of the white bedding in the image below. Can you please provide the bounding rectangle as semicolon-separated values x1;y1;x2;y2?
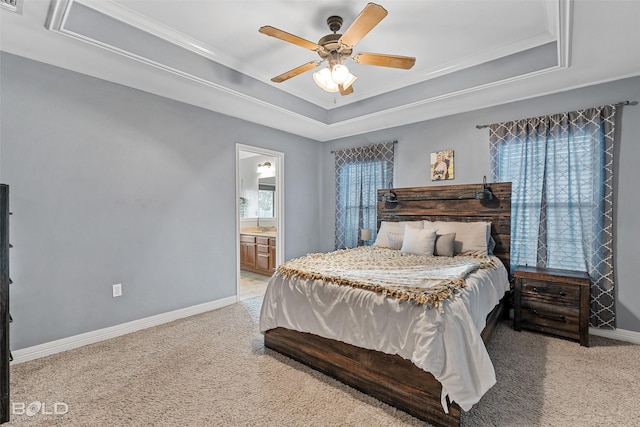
259;255;510;412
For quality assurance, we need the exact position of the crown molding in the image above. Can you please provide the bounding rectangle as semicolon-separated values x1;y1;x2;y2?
41;0;574;142
75;0;219;61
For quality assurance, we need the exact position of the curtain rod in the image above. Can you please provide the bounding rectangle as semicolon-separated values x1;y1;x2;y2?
474;100;637;129
331;140;397;154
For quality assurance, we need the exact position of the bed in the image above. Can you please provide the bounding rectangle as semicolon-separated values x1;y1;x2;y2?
259;182;512;427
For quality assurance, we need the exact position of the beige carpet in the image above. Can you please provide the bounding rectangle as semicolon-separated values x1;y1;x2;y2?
7;296;640;426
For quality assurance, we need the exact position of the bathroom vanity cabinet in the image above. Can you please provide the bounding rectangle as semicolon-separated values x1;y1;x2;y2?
240;233;276;276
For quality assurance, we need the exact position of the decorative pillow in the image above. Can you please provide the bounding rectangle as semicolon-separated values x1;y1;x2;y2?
424;221;490;255
488;235;496;255
387;232;404;250
400;228;437;256
434;233;456;257
373;221;422;248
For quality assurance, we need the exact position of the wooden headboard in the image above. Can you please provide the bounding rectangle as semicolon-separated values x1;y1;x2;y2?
377;182;512;272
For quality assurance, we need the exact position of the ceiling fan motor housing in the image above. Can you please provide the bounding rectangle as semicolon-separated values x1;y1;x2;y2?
318;16;352;65
317;34;352;63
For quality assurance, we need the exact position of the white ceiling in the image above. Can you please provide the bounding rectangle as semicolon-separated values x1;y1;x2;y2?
1;0;639;141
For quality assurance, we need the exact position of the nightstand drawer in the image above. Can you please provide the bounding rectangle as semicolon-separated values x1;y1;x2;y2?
519;302;580;341
520;279;580;309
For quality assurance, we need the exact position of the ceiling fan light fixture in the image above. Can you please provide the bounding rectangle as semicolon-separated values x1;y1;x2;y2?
324;80;340;93
314;65;356;92
331;64;350;84
313;68;339;92
312;69;327;88
342;72;357;89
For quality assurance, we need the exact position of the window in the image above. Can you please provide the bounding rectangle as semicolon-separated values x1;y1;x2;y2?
334;142;394;249
258;186;275;218
489;104;617;328
494;132;600;271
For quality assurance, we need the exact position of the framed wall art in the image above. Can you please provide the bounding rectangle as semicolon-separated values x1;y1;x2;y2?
430;150;454;181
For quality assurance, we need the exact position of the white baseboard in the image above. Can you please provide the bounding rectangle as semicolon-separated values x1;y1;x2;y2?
11;296;238;364
12;298;636;364
589;326;640;345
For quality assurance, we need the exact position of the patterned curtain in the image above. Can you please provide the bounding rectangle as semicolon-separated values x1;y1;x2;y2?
489;105;617;328
335;142;395;249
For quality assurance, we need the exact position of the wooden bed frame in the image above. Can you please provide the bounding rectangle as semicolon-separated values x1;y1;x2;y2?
265;182;512;427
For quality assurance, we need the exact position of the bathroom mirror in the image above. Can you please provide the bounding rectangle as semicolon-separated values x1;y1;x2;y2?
239;153;277;219
257;176;276;218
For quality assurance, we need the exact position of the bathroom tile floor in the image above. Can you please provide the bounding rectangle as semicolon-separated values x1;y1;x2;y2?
239;270;271;300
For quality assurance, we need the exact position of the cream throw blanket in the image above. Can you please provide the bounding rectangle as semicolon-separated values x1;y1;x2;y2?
277;246;496;308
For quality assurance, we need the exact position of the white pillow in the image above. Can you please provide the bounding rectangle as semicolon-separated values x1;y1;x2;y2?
387;232;404;250
434;233;456;257
401;228;437;255
373;221;422;248
424;221;490;255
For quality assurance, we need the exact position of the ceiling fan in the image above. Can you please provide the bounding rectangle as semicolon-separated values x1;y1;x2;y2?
259;2;416;96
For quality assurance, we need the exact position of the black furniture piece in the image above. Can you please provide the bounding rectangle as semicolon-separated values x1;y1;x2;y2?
0;184;10;423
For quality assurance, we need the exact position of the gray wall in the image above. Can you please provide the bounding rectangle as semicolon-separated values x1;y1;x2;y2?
320;76;640;333
0;53;322;349
2;51;638;350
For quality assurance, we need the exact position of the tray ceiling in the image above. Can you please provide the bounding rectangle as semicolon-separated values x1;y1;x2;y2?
1;0;639;141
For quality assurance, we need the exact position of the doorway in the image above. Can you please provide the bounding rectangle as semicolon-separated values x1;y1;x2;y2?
236;144;284;301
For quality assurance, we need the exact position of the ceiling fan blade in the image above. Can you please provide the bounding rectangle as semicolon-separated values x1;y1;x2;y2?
259;26;323;52
271;61;321;83
353;52;416;69
339;3;388;48
339;84;354;96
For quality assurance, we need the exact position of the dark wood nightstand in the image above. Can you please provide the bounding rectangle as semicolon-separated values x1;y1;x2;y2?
513;266;590;347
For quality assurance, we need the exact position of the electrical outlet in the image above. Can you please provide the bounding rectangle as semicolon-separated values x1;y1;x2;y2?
112;283;123;298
